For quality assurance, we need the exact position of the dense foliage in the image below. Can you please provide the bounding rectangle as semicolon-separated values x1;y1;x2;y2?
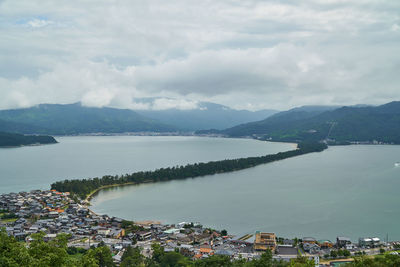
0;132;57;147
120;243;314;267
0;103;176;135
0;231;316;267
344;254;400;266
51;142;327;198
3;229;400;267
0;229;114;267
201;101;400;144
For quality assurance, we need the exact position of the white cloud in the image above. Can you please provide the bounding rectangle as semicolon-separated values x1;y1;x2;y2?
134;45;328;96
0;0;399;110
392;24;400;32
81;88;115;107
152;98;198;110
129;101;151;110
119;98;199;110
27;18;53;28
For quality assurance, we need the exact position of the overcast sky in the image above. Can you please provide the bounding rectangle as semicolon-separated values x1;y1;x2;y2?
0;0;399;111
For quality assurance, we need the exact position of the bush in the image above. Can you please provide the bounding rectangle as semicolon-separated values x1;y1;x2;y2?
330;250;338;258
343;249;351;257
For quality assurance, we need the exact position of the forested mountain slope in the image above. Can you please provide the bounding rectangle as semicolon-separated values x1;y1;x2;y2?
0;132;57;147
202;102;400;144
0;103;177;135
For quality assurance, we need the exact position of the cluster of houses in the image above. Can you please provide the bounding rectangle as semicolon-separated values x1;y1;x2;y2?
137;222;256;261
0;190;126;239
0;190;389;265
300;236;382;255
0;190;134;262
0;190;262;263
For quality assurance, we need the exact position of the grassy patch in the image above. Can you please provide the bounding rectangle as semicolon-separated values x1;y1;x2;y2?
68;253;84;260
1;218;17;223
67;252;85;265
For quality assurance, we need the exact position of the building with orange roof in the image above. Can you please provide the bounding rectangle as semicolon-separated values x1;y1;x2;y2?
199;246;213;255
194;254;202;259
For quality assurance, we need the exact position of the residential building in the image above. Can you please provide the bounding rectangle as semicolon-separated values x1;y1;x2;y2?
254;232;277;251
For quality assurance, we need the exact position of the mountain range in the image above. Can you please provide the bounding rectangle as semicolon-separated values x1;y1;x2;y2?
135;101;277;131
0;103;175;135
201;101;400;144
0;102;277;135
1;100;399;144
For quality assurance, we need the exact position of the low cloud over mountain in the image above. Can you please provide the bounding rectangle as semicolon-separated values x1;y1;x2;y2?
0;1;399;111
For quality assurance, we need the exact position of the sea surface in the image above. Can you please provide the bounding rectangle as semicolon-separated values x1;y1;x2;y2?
90;144;400;241
2;136;400;241
0;136;293;194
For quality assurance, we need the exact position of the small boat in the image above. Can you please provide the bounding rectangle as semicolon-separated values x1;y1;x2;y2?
395;162;400;167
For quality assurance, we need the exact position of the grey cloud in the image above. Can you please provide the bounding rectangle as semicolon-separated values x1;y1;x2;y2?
134;45;316;95
0;0;399;110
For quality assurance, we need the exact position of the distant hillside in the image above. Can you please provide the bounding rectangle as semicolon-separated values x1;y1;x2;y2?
201;102;400;144
197;106;339;136
0;103;177;135
0;118;45;133
0;132;57;147
135;101;277;130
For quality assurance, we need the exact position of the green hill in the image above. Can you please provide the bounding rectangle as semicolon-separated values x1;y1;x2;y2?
203;102;400;144
0;132;57;147
0;103;177;135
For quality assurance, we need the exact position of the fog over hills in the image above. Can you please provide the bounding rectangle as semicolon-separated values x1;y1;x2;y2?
0;101;278;134
133;98;277;130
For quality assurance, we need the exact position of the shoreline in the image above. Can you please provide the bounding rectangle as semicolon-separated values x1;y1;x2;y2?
55;133;399;146
3;188;397;243
5;189;390;266
52;141;320;199
4;137;399;243
85;179;157;203
77;139;399;206
0;141;58;149
84;182;137;202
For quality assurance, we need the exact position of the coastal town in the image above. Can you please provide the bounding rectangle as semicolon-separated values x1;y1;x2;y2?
1;189;398;266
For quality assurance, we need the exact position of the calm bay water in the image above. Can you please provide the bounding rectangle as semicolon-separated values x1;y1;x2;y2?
0;136;293;194
91;144;400;241
2;136;399;241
